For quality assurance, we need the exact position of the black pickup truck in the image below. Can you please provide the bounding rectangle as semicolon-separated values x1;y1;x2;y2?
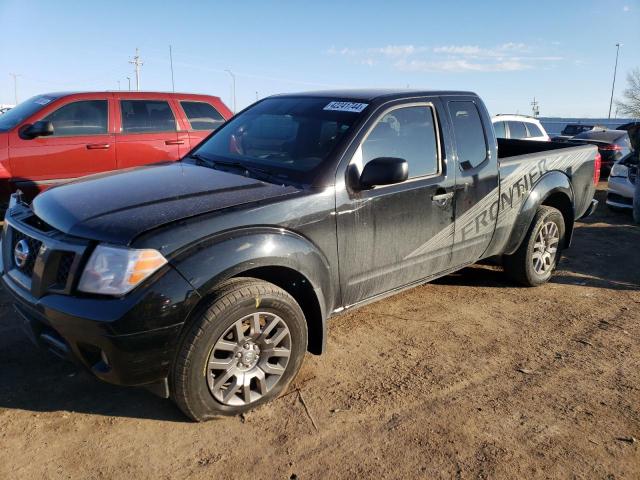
1;90;600;421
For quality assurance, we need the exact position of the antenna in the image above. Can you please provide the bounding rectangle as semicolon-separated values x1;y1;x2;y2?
9;73;21;104
129;48;143;91
169;45;175;92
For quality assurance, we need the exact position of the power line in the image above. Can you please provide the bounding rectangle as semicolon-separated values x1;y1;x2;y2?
129;48;143;91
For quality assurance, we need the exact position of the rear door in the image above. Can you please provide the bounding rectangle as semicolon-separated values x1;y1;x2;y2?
446;98;500;267
178;100;227;151
8;95;115;196
115;98;181;168
336;99;456;306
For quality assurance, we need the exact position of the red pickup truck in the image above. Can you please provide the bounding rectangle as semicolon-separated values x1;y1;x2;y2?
0;91;232;205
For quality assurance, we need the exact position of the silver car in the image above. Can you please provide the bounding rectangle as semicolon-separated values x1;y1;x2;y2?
607;159;638;210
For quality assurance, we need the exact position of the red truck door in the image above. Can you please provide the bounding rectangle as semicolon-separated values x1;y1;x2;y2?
177;99;227;152
8;95;116;196
115;98;182;168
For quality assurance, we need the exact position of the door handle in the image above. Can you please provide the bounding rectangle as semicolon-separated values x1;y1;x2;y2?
431;191;454;202
86;143;110;150
164;140;185;145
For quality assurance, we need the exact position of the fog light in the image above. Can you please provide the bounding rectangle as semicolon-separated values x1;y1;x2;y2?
100;349;110;367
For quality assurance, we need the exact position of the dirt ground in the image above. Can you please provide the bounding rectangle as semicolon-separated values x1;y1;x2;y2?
0;185;638;480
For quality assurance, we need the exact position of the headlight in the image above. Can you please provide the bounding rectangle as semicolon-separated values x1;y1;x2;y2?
610;163;628;178
78;245;167;295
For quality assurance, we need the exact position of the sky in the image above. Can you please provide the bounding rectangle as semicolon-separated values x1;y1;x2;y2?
1;0;639;118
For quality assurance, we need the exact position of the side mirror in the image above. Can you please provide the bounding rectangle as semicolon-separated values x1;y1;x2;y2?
359;157;408;189
20;120;54;139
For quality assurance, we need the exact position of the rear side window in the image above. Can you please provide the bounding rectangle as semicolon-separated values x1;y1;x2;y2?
525;122;543;137
359;105;439;179
493;121;507;138
120;100;176;133
507;121;527;139
449;101;487;169
44;100;108;136
181;101;225;130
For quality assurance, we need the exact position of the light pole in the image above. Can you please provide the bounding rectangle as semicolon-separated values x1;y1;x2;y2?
225;69;236;113
608;43;621;119
129;48;143;91
117;80;121;90
126;76;131;91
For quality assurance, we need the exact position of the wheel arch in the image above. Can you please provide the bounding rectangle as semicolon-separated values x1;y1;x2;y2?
503;171;574;255
171;228;333;355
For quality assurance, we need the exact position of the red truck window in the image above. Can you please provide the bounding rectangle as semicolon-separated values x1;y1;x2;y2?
180;101;225;130
44;100;108;136
120;100;177;133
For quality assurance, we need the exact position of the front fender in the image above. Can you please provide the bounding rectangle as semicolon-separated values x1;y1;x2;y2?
503;171;573;255
169;227;334;321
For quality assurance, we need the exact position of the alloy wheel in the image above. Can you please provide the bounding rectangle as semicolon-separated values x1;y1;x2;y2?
206;312;291;406
532;221;559;275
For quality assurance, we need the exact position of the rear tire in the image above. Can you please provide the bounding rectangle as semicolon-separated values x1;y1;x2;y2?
171;278;308;421
503;206;565;287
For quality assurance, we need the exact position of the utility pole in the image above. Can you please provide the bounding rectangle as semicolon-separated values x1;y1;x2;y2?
225;69;236;113
9;73;21;104
126;76;131;91
531;97;540;117
117;80;121;90
255;91;259;101
608;43;621;119
129;48;143;91
169;45;175;92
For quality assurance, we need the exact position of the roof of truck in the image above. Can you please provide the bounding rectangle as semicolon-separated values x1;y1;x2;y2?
274;89;477;101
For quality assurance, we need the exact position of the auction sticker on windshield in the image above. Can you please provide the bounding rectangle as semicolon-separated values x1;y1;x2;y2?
323;101;368;113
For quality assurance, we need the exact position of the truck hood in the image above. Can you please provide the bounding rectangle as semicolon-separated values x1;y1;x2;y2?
32;162;301;244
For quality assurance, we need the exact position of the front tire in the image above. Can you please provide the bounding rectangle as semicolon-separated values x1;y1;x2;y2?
503;206;565;287
171;278;308;421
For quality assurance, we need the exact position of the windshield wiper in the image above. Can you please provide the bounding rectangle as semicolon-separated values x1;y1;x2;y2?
188;153;285;184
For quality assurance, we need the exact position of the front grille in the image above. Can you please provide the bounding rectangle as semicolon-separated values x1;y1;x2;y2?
55;252;76;286
2;208;88;297
12;229;43;276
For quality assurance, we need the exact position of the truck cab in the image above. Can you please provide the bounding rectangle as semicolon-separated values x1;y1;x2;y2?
0;91;232;205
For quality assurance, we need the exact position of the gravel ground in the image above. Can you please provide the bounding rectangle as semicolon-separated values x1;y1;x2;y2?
0;185;638;479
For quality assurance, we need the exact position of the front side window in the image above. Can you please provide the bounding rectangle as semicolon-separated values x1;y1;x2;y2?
44;100;108;136
120;100;176;133
493;121;507;138
181;101;225;130
354;105;439;179
449;101;487;169
525;122;543;137
191;97;362;184
507;121;527;139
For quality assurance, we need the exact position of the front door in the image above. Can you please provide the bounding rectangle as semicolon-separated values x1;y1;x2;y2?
8;97;115;197
336;100;456;307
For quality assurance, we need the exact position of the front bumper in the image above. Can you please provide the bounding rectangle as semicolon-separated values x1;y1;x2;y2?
607;176;635;209
2;265;199;388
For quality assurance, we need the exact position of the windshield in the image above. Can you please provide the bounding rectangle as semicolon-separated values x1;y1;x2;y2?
189;97;366;184
561;124;592;136
0;95;59;132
